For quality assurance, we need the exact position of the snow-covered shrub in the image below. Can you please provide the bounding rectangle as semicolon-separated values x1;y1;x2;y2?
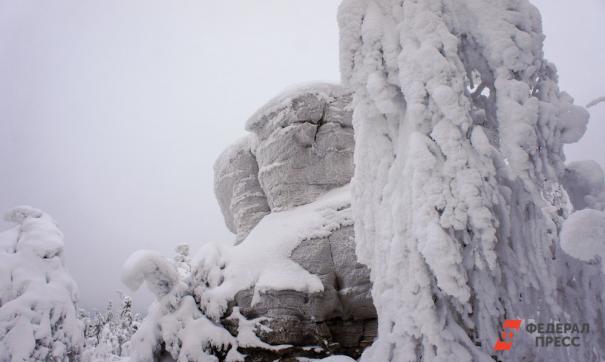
122;250;179;299
338;0;605;361
0;206;83;361
80;295;142;361
122;247;237;362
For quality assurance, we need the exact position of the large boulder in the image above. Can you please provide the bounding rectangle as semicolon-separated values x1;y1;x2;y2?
245;83;354;210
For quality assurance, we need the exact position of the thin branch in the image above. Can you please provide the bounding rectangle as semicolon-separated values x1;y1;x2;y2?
586;96;605;108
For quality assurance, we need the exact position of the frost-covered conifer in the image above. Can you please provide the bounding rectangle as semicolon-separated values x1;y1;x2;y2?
174;243;192;278
0;206;83;361
338;0;605;361
80;294;141;361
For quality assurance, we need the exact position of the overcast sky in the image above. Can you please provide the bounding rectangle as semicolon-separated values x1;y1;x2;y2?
1;0;603;312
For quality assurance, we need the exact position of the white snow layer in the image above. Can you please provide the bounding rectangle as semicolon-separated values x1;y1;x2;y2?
195;184;350;319
122;250;179;298
562;160;605;211
338;0;604;361
0;206;83;361
245;82;352;136
298;356;357;362
123;186;352;361
561;209;605;272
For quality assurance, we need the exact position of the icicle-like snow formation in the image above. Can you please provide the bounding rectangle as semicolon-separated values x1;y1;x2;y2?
338;0;604;360
0;206;83;361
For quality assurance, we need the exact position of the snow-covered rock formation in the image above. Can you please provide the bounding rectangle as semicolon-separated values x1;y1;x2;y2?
214;137;270;243
0;206;83;361
338;0;605;361
245;84;355;211
214;84;355;244
124;84;376;361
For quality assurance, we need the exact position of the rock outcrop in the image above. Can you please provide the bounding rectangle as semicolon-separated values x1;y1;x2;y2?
230;223;376;358
214;84;375;360
214;83;356;236
215;83;355;213
126;84;374;362
214;137;271;242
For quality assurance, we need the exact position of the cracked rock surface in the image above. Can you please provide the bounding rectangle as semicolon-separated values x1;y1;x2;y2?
246;83;355;211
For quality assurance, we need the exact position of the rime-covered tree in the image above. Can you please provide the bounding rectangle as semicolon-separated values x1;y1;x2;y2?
0;206;84;361
338;0;605;361
174;243;192;278
80;295;141;361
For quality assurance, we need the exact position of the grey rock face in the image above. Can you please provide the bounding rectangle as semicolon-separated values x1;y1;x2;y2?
234;224;373;321
329;226;375;320
214;84;375;360
214;137;270;242
246;84;355;210
231;223;375;359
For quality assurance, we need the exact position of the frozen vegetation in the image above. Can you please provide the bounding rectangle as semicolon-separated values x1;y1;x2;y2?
79;296;142;362
338;0;605;361
0;207;83;361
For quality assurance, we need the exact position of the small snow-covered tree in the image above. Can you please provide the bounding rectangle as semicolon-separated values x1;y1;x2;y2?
0;206;84;361
338;0;604;361
174;243;192;278
122;249;238;361
80;294;141;361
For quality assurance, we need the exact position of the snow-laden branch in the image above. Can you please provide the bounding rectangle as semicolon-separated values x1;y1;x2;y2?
121;250;179;298
587;96;605;108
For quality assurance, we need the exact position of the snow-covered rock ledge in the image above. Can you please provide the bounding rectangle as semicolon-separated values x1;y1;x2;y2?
124;84;376;361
